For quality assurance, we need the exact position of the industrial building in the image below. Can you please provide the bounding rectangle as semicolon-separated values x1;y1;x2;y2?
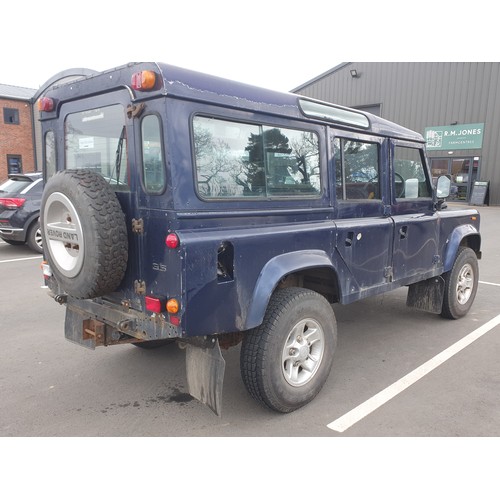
293;62;500;205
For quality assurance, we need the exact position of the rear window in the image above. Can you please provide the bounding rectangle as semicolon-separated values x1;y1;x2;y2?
0;177;33;195
64;104;129;190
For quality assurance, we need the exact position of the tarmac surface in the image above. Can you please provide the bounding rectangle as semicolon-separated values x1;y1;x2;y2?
1;203;499;438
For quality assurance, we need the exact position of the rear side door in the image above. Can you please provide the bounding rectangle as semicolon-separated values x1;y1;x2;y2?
332;131;393;299
133;99;180;304
390;140;440;283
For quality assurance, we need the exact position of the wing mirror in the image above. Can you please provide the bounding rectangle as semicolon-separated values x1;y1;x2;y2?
436;176;451;199
435;175;451;210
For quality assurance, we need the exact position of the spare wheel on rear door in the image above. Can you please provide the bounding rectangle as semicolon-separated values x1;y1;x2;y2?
41;169;128;299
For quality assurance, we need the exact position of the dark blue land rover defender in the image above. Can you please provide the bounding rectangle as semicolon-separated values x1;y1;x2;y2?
38;62;481;415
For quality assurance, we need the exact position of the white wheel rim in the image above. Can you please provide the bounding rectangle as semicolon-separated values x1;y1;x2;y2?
43;192;85;278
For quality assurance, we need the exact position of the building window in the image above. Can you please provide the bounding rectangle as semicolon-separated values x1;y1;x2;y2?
3;108;20;125
7;155;22;174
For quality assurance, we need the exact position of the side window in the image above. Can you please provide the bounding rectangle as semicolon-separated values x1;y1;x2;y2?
394;146;431;199
334;137;380;200
141;115;165;194
193;116;320;199
44;131;56;179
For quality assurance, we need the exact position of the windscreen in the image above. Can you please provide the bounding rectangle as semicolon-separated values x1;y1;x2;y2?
64;104;129;190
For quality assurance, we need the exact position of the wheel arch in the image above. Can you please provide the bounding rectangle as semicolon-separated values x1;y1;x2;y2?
23;211;40;233
443;224;481;272
244;250;339;330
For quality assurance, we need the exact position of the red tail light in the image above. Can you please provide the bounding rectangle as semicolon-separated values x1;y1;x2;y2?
165;233;179;249
0;198;25;209
37;97;55;112
145;296;162;313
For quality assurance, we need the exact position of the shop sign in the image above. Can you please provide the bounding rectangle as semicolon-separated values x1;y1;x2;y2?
424;123;484;150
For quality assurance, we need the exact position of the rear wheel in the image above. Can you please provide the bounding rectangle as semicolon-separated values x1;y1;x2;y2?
240;287;337;413
441;247;479;319
27;220;43;253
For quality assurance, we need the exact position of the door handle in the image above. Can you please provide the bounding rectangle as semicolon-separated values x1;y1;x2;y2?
399;226;408;239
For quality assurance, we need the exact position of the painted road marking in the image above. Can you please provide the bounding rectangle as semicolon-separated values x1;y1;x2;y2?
479;280;500;287
0;256;43;264
327;312;500;433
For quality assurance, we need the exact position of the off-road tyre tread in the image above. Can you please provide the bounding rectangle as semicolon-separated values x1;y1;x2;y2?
41;170;128;299
240;287;336;413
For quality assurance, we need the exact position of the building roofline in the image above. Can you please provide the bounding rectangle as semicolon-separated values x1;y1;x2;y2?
290;62;351;93
0;83;37;100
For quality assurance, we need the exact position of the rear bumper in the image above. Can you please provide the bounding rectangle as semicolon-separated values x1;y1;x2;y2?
54;294;183;349
0;226;25;242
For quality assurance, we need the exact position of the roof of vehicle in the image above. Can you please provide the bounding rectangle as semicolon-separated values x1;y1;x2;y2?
40;62;424;143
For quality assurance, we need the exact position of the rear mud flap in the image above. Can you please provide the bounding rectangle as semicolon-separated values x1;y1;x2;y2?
186;340;226;416
406;276;445;314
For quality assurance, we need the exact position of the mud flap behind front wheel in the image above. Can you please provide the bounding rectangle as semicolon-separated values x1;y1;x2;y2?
186;339;226;416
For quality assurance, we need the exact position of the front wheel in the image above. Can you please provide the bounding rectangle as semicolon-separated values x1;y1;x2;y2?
441;247;479;319
240;287;337;413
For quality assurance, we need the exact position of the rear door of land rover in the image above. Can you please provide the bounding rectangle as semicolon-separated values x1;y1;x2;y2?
60;90;143;307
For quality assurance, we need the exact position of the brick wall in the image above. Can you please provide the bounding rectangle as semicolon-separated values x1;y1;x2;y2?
0;97;35;182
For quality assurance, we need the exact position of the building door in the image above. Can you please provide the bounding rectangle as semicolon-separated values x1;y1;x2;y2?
430;157;480;201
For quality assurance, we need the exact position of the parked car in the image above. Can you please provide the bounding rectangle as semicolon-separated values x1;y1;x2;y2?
0;172;43;253
37;63;481;415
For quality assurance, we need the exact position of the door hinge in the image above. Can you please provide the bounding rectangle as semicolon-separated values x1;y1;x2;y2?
132;218;144;234
127;103;145;119
384;266;393;282
134;280;146;295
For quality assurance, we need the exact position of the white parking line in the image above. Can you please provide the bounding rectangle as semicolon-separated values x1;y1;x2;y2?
327;312;500;433
479;280;500;287
0;256;43;264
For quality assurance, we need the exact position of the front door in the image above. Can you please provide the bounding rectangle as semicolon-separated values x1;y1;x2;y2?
391;141;439;283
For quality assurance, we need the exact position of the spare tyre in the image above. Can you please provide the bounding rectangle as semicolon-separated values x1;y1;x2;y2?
41;170;128;299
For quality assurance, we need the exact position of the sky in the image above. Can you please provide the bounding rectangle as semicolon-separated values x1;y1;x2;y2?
3;0;497;94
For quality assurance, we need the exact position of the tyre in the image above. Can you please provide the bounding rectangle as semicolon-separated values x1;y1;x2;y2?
240;287;337;413
441;247;479;319
41;170;128;299
27;220;43;253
